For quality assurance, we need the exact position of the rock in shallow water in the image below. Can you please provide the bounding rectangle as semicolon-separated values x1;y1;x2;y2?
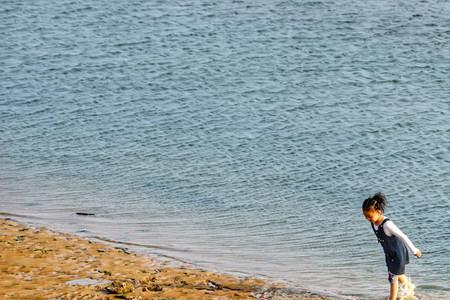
105;279;137;294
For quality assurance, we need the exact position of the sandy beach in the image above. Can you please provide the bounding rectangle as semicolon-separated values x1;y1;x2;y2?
0;216;332;300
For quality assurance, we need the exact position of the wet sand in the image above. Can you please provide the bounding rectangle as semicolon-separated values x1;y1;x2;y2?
0;217;333;300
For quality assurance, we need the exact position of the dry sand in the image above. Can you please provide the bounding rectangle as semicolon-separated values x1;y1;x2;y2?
0;217;333;300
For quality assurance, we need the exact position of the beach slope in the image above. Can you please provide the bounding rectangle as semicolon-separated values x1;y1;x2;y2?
0;217;331;300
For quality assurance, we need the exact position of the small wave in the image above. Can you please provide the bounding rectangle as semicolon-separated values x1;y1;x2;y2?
87;235;190;253
0;211;41;219
87;235;195;265
417;284;450;292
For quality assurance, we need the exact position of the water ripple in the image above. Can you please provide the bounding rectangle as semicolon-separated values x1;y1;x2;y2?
1;0;450;299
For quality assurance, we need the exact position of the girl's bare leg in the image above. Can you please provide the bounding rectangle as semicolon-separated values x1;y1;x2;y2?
398;274;407;285
389;275;399;300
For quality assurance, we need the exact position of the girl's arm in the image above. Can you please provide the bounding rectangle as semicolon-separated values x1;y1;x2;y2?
384;221;420;255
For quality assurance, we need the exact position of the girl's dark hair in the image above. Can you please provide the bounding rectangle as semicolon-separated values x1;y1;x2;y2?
362;192;387;212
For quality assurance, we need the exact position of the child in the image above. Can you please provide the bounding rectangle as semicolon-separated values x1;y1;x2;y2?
362;192;422;300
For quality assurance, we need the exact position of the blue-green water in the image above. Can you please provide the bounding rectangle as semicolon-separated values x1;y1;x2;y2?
1;0;449;298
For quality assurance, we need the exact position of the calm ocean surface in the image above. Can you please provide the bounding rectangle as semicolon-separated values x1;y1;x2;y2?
1;0;449;298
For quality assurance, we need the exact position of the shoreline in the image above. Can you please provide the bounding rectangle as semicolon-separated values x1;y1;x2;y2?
0;216;335;299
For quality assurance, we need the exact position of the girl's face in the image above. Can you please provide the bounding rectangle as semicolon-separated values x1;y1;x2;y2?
363;206;383;224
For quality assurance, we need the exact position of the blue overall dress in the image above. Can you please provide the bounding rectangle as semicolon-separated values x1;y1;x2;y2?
371;218;409;282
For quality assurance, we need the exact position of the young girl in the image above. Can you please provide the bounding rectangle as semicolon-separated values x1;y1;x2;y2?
362;193;422;300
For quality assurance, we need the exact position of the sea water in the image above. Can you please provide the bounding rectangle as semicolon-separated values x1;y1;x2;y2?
1;0;449;298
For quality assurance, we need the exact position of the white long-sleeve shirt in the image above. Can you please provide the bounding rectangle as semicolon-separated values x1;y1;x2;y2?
373;219;419;255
